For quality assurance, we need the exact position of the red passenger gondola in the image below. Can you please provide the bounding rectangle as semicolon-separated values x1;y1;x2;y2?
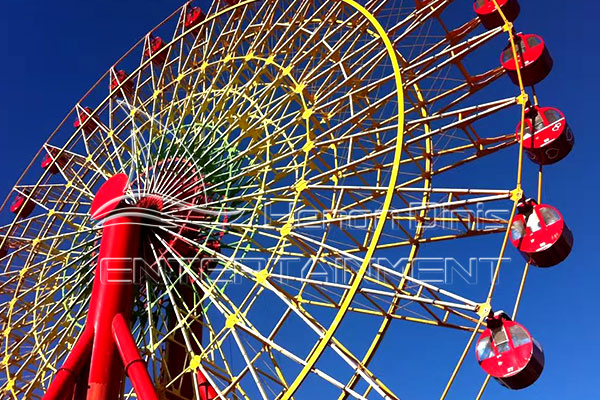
185;7;206;33
474;0;520;30
74;107;98;133
501;33;553;87
509;199;573;267
476;311;544;390
41;148;67;174
10;192;35;219
110;70;134;98
144;36;167;65
516;106;574;165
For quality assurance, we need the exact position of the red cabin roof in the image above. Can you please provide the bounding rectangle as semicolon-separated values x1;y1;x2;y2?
144;36;167;64
474;0;520;30
516;106;574;165
10;192;35;219
510;199;573;267
224;0;241;5
110;70;134;98
501;33;553;87
73;107;98;133
185;7;206;32
476;312;544;390
41;148;67;174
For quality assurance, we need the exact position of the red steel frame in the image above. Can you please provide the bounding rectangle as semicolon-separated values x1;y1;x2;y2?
42;174;159;400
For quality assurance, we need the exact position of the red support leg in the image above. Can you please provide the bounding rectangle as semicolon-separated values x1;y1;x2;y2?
44;175;153;400
163;281;217;400
112;313;159;400
72;359;90;400
86;212;141;399
42;327;94;400
164;282;199;400
41;174;175;400
197;369;218;400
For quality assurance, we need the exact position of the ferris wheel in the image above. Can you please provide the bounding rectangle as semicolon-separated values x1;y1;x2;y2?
0;0;575;399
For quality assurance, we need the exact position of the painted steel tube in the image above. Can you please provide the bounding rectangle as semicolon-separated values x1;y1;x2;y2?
41;327;94;400
112;313;159;400
87;212;141;399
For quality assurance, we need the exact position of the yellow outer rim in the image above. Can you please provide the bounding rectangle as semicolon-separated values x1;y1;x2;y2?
280;0;405;397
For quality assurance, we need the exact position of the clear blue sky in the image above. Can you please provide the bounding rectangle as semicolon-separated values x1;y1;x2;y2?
0;1;598;398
